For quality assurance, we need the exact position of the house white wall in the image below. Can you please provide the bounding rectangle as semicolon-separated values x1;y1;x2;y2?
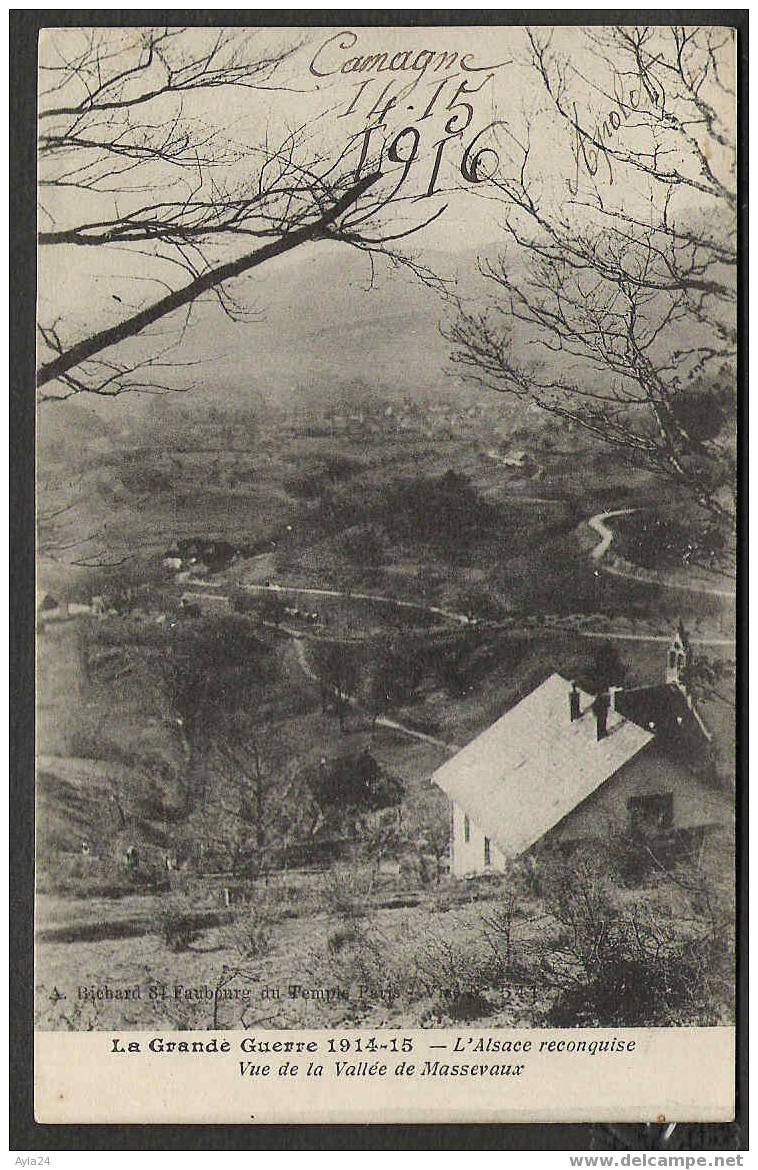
450;801;508;877
448;745;732;876
549;745;732;843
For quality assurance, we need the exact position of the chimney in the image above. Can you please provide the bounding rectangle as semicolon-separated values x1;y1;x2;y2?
569;681;581;722
592;690;611;741
609;685;622;712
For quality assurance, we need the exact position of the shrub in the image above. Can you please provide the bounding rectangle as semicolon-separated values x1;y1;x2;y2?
534;846;734;1027
311;749;402;815
260;876;323;921
222;909;272;961
444;989;493;1021
312;914;503;1022
327;923;361;954
319;867;373;919
36;854;167;899
309;921;403;1009
546;947;679;1027
479;892;520;977
410;929;501;1009
159;905;202;952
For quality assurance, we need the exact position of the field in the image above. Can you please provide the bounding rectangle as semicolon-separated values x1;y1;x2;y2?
35;394;736;1031
36;826;734;1033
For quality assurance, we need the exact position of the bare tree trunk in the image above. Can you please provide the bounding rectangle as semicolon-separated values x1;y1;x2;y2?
252;739;265;850
109;781;126;830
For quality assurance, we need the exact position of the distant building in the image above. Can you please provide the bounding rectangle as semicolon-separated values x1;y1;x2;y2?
68;602;92;616
501;449;530;468
38;595;93;622
38;594;64;622
432;628;731;876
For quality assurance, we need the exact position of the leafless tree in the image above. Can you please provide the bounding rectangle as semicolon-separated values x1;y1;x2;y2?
309;640;361;732
681;650;735;709
203;725;269;860
37;496;131;567
37;26;446;404
448;26;736;527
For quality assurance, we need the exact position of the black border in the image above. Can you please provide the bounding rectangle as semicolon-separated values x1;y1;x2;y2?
10;8;748;1152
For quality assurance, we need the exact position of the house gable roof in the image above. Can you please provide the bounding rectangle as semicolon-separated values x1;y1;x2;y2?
614;683;711;753
431;672;653;860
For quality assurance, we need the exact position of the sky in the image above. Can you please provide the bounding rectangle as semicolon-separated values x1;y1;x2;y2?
37;23;736;418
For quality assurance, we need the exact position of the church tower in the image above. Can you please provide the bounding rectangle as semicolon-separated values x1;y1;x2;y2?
666;619;690;687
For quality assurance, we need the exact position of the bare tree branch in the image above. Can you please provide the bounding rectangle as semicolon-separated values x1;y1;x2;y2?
37;27;451;402
38;170;382;389
447;25;736;525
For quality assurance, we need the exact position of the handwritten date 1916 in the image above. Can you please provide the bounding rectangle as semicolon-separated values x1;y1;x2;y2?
352;118;504;201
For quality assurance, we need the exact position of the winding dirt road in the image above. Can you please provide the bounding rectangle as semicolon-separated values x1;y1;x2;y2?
182;547;732;758
283;623;456;752
178;503;735;753
588;508;639;561
586;507;736;600
243;581;470;625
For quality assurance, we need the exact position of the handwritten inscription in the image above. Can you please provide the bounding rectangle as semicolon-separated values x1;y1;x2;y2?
303;30;510;201
570;68;666;190
309;30;508;80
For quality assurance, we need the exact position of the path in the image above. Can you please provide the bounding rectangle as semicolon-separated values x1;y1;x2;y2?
577;630;734;648
186;585;731;650
245;581;470;625
588;508;639;561
586;508;736;600
182;584;731;760
281;624;456;753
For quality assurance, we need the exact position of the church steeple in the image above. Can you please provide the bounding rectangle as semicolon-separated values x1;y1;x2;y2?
665;619;690;687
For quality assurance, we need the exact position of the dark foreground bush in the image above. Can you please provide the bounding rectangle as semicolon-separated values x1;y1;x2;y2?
159;907;202;952
441;988;493;1021
545;940;725;1027
536;846;734;1027
319;867;374;919
327;923;361;954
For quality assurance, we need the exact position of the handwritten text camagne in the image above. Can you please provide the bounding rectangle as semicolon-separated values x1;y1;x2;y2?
309;30;508;80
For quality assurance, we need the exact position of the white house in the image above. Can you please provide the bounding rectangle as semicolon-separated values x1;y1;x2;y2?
432;628;731;877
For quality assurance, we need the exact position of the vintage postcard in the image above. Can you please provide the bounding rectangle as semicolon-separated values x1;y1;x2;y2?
34;20;738;1124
